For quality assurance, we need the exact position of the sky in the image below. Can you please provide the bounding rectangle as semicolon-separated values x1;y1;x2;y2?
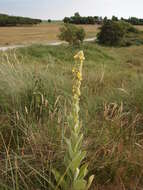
0;0;143;20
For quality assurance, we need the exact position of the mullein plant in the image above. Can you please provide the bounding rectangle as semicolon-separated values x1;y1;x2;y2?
52;51;94;190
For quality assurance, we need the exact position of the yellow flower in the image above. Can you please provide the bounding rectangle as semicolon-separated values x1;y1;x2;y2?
74;51;85;61
72;86;76;93
77;88;81;96
73;94;78;100
77;72;82;81
72;68;75;73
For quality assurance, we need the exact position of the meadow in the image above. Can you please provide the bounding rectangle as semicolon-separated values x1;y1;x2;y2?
0;22;143;47
0;23;99;46
0;41;143;189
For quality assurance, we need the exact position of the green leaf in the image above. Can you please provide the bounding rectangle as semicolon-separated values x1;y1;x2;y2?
65;137;74;158
52;169;61;183
73;179;87;190
74;134;83;152
52;169;67;190
70;151;86;172
74;168;80;180
78;163;88;179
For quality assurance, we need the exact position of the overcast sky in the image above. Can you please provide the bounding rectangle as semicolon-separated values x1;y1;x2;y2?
0;0;143;20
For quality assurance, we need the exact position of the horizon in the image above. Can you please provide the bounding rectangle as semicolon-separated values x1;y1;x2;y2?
0;12;143;21
0;0;143;20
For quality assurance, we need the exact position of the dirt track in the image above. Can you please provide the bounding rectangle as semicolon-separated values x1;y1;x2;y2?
0;37;97;51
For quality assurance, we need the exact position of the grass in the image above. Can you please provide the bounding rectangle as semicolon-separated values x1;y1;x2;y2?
0;42;143;189
135;25;143;31
0;23;99;46
0;23;142;47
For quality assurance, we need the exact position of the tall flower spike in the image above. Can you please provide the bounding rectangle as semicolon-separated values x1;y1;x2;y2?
52;51;94;190
74;50;85;61
65;50;94;189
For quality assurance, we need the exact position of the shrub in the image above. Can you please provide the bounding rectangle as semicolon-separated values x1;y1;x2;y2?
97;20;141;46
97;20;126;46
119;21;139;33
58;24;86;46
48;19;51;23
112;15;118;21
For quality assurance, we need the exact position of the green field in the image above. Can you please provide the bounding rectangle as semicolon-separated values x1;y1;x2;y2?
0;42;143;189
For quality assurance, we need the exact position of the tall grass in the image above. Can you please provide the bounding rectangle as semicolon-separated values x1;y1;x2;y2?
0;43;143;189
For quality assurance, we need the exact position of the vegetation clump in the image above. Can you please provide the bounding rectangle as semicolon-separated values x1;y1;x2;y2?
97;20;126;46
63;12;102;25
58;24;86;46
64;13;143;26
97;20;143;46
0;13;42;26
0;44;143;189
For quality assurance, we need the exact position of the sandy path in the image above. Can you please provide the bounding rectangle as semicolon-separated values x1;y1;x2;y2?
0;37;96;51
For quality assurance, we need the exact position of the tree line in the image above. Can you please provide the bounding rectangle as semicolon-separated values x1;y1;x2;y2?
63;13;143;25
0;14;42;26
121;17;143;25
63;13;102;25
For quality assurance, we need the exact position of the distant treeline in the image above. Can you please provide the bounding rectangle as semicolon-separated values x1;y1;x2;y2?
63;13;143;25
63;13;102;25
0;14;42;26
121;17;143;25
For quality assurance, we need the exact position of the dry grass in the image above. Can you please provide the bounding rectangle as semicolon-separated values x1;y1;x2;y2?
79;24;100;37
0;22;142;46
0;23;61;46
0;23;99;46
0;43;143;189
135;25;143;31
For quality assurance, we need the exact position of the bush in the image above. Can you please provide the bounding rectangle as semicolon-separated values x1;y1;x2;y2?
97;20;126;46
48;19;51;23
58;24;86;46
119;21;139;33
97;20;141;46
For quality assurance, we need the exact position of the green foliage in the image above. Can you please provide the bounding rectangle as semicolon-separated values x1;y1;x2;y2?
97;20;141;46
97;20;126;46
48;19;52;23
58;24;86;46
119;21;138;33
63;13;143;26
112;15;118;21
121;16;143;25
128;17;143;25
74;12;80;17
0;13;41;26
52;51;94;190
1;43;143;189
63;13;102;25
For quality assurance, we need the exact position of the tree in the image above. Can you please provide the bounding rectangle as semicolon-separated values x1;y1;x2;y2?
74;12;80;17
0;13;41;26
58;24;86;46
103;16;108;23
129;17;139;25
63;13;101;25
63;17;71;23
112;16;118;21
48;19;51;23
